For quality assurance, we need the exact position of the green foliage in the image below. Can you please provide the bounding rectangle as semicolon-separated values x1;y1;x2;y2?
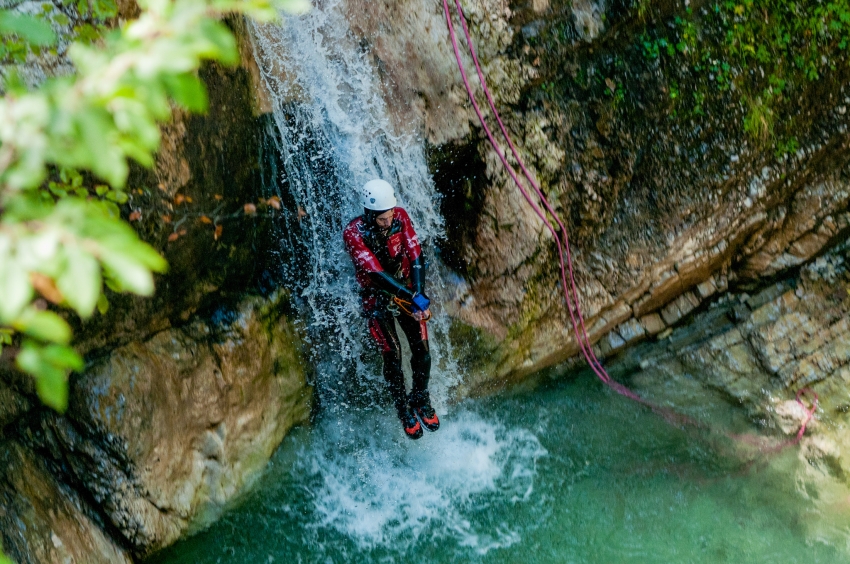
0;8;57;64
743;96;774;141
0;0;310;422
0;0;121;65
0;10;56;46
775;135;799;158
637;0;850;141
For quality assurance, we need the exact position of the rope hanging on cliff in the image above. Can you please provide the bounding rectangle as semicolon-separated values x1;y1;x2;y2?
440;0;818;441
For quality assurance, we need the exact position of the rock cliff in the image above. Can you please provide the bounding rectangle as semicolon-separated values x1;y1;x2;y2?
341;0;850;502
341;0;849;416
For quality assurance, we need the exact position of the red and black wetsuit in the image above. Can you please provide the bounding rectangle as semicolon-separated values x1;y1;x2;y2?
343;207;431;414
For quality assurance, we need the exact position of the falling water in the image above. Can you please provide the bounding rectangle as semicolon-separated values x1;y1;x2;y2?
249;0;462;413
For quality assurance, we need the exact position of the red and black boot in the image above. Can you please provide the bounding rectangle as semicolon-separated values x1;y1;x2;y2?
412;402;440;432
399;406;423;440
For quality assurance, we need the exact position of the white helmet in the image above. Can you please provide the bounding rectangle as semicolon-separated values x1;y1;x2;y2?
362;179;397;211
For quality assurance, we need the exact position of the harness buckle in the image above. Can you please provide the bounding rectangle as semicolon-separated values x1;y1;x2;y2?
386;300;401;317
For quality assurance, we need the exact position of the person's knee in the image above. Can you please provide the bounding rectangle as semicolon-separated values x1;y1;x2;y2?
419;349;431;368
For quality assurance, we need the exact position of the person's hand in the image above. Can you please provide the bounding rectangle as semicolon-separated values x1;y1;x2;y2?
412;308;431;322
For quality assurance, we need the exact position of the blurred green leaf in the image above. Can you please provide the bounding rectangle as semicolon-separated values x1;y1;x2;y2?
41;343;84;371
106;190;129;204
34;363;68;410
100;251;156;295
0;11;57;46
57;248;101;318
3;192;53;222
163;73;209;112
96;293;110;315
0;260;32;322
16;341;81;412
13;309;72;344
198;19;239;65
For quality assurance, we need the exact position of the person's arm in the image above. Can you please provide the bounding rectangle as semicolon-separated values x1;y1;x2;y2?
396;208;426;295
370;271;415;300
396;209;430;316
410;255;425;296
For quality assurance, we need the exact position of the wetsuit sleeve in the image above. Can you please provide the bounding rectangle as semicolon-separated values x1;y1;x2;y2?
396;208;422;261
372;271;415;300
397;208;426;296
410;256;425;296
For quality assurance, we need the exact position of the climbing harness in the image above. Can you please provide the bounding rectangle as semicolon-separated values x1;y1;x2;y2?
440;0;818;443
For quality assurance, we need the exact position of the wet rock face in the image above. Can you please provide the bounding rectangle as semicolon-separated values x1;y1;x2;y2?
0;442;132;564
1;297;311;561
0;20;310;562
621;248;850;421
615;244;850;500
64;297;310;556
73;58;285;358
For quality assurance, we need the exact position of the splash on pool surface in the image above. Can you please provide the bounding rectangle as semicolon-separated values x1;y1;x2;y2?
149;374;850;564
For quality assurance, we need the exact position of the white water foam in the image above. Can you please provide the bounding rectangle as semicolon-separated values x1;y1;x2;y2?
249;0;463;413
294;407;547;555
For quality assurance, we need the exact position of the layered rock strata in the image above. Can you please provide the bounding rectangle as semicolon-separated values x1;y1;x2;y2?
612;244;850;536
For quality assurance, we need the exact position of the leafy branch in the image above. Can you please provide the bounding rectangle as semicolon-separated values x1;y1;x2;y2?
0;0;309;414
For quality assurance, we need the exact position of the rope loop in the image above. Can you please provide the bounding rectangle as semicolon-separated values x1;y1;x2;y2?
391;296;431;321
793;388;819;443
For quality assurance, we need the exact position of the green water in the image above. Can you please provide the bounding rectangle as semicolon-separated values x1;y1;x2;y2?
149;374;849;563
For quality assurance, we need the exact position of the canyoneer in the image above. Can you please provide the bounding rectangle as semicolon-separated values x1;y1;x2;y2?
343;179;440;439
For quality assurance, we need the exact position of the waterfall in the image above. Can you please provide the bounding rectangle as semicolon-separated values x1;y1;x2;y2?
249;0;461;414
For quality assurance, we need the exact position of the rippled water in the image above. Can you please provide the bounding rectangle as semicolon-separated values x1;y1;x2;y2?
149;373;849;564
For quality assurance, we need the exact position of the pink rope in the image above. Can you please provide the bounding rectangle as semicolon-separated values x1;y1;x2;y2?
451;0;602;376
441;0;628;394
793;388;818;444
441;0;818;441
